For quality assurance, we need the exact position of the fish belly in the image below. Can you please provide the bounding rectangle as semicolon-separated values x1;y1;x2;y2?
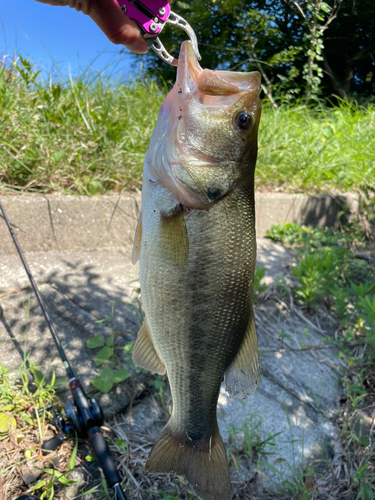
139;176;256;438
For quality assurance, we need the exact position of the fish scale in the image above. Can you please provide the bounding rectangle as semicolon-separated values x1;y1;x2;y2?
141;175;255;443
131;41;262;500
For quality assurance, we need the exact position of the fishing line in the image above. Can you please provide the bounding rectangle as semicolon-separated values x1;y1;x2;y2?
0;199;128;500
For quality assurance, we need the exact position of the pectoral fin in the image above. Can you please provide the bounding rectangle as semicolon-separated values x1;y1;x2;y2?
224;313;260;399
132;212;142;265
160;205;189;265
132;319;166;375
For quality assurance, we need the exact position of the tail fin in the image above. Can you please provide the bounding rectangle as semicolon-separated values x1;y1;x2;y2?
146;420;231;500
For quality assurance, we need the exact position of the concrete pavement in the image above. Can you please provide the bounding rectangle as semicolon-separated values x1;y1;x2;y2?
0;193;345;494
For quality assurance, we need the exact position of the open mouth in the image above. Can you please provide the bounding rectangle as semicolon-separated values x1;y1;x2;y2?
177;41;261;100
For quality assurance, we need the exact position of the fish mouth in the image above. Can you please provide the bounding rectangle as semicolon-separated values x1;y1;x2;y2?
177;41;261;98
147;42;262;211
176;41;203;95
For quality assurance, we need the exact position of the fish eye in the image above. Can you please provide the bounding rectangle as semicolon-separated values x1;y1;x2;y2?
235;111;252;130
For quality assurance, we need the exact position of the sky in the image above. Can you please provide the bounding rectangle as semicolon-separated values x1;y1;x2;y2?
0;0;139;80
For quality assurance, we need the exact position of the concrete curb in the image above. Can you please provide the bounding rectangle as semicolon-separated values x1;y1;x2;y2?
255;192;358;237
0;192;358;254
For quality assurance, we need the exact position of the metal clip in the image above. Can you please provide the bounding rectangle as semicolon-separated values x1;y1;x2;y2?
116;0;201;66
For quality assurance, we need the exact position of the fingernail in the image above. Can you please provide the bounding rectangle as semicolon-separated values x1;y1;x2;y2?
126;39;149;54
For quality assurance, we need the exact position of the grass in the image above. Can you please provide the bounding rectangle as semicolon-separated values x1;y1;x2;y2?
1;54;375;500
2;217;375;499
257;102;375;193
0;56;163;195
1;55;374;195
0;359;77;500
0;298;78;499
266;213;375;499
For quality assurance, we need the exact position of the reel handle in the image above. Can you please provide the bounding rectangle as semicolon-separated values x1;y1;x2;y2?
42;435;65;451
15;496;40;500
16;495;39;500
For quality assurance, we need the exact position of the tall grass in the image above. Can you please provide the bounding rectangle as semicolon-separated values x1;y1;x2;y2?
257;102;375;193
1;57;374;194
0;57;163;194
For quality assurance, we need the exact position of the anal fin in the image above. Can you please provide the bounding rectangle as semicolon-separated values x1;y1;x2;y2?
132;212;142;265
224;312;260;399
132;319;166;375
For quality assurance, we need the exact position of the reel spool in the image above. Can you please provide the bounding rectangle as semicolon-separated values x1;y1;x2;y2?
42;398;104;451
63;397;104;436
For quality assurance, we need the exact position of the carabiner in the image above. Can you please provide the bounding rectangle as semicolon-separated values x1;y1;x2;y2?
116;0;201;66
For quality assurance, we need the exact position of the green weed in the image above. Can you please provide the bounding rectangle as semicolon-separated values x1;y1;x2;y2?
0;359;57;433
90;366;130;394
267;220;375;498
256;101;375;193
354;460;375;500
149;374;170;417
253;265;268;303
86;300;134;393
28;439;78;500
1;56;163;194
227;409;281;470
0;359;79;500
1;57;374;194
267;222;374;311
292;247;344;309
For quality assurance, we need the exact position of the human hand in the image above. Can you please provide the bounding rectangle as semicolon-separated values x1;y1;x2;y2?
34;0;172;54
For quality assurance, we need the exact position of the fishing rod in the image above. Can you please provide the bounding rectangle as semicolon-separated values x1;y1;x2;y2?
0;200;127;500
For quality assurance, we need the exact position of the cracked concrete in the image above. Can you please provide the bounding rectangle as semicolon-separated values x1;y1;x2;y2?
0;194;344;494
0;247;144;417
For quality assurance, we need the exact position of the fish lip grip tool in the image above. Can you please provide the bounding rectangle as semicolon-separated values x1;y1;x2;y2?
116;0;201;66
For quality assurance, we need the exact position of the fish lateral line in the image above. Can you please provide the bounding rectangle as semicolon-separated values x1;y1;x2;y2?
137;40;262;500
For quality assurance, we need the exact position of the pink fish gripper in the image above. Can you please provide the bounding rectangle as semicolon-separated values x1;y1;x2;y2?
116;0;201;66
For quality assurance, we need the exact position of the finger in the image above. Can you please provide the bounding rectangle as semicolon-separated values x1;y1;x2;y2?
34;0;173;54
34;1;72;5
88;0;149;54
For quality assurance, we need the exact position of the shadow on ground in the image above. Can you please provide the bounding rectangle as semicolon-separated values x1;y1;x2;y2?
0;249;146;417
0;237;344;498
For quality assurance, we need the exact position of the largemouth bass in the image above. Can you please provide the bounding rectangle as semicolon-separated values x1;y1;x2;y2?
132;41;262;500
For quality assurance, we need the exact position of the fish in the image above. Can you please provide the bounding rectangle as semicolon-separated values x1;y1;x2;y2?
131;41;262;500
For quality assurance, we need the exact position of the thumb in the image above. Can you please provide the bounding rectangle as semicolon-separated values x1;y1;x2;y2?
88;0;149;54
